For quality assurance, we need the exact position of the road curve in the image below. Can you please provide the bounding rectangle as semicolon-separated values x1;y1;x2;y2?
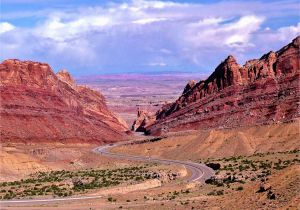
0;142;214;205
94;143;215;182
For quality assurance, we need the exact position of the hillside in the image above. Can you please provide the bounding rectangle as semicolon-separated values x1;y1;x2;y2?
134;36;300;135
0;59;129;143
114;120;300;159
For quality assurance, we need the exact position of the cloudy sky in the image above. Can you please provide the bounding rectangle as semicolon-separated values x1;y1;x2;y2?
1;0;299;76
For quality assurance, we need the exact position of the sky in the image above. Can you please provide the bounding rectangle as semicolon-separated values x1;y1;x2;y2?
0;0;299;76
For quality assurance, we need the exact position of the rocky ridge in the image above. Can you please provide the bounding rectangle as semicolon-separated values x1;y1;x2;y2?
134;36;300;135
0;59;129;143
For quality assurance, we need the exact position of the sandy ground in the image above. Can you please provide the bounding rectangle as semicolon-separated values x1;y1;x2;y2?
112;120;300;160
0;143;142;182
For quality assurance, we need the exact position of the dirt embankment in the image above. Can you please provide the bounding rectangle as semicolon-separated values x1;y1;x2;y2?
99;179;162;195
112;120;300;160
0;143;132;182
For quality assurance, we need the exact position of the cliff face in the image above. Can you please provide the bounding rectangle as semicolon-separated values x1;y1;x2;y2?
140;36;300;135
0;59;129;143
131;109;156;132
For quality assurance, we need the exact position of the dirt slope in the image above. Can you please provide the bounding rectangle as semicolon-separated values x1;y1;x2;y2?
113;120;300;160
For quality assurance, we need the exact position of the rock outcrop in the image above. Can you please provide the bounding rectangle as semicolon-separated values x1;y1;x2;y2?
182;80;196;95
138;36;300;135
0;59;129;143
131;109;155;132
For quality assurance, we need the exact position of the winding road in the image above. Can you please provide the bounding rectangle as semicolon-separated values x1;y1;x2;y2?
94;143;215;182
0;141;214;205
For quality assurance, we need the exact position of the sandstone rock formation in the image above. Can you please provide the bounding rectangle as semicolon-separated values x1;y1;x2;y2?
182;80;196;94
131;109;155;132
138;36;300;135
0;59;129;143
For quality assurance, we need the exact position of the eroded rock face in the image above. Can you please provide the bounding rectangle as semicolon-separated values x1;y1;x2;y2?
132;109;155;132
56;69;76;88
182;80;196;95
140;36;300;135
0;59;129;143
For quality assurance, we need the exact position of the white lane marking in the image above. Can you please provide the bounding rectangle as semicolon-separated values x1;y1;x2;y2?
96;145;214;183
0;195;102;204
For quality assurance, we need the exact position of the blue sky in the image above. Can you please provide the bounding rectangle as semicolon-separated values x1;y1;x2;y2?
1;0;299;76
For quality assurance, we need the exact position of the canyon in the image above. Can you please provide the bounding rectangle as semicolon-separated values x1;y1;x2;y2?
0;37;299;210
77;72;205;126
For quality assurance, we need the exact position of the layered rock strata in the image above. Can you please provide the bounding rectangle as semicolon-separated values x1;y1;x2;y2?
135;36;300;135
0;59;129;143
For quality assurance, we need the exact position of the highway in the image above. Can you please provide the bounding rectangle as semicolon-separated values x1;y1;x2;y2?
94;143;214;182
0;141;214;205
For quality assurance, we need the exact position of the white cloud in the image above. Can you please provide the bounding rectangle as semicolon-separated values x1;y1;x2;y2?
191;17;224;26
184;15;264;50
224;15;264;47
160;48;172;54
0;0;299;75
251;22;300;54
148;62;167;66
133;17;167;25
36;15;113;41
276;22;300;41
131;0;179;10
0;22;15;34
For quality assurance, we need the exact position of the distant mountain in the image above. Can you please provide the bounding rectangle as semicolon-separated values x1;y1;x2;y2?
134;36;300;135
76;72;207;82
0;60;129;143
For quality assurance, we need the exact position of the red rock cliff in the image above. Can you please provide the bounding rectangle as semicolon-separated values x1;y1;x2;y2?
0;59;129;143
142;36;300;135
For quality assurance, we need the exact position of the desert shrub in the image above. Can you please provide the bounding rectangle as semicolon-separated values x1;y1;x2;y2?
216;190;224;195
173;191;179;195
183;189;190;194
236;186;244;191
206;163;221;170
170;195;176;200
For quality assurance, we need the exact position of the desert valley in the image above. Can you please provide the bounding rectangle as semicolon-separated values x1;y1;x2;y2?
1;0;300;209
0;33;299;210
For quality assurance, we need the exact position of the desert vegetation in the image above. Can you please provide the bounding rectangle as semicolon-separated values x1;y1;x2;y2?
0;165;158;200
127;137;165;145
202;150;299;195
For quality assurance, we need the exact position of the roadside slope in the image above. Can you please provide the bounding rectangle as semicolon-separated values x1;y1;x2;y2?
113;120;300;160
